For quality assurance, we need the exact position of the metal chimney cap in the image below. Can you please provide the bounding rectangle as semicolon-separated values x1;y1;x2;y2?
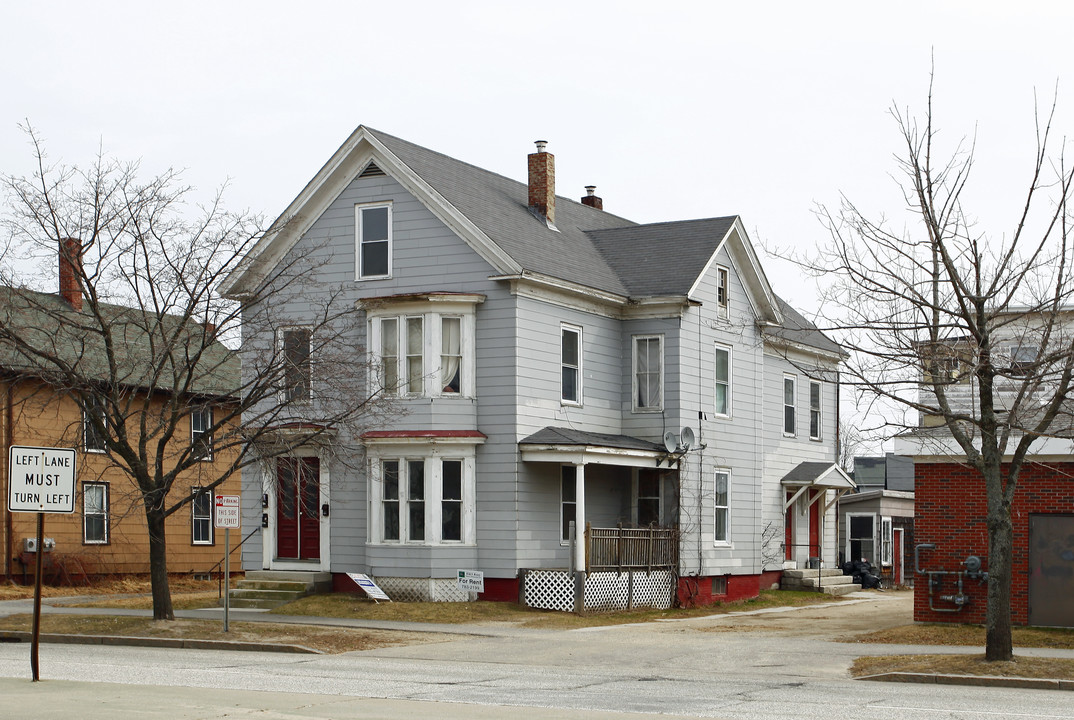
585;185;597;196
534;140;548;152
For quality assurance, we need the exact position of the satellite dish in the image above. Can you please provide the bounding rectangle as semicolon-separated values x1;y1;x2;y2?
663;431;679;453
680;427;696;451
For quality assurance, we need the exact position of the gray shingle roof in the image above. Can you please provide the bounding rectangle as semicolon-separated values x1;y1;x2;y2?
0;287;239;398
769;296;845;356
520;426;665;453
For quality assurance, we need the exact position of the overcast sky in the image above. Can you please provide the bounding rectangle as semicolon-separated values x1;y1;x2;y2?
4;2;1073;337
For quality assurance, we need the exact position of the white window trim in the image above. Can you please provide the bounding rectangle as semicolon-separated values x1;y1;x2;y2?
278;326;313;404
809;380;822;441
355;201;393;280
716;265;729;319
190;406;214;461
191;487;214;545
83;482;109;545
366;297;480;400
561;324;582;406
783;373;797;437
367;443;478;546
713;468;731;546
714;343;732;419
880;516;893;566
631;334;664;413
83;397;107;454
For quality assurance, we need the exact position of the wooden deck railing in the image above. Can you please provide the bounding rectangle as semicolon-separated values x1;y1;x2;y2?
585;523;678;572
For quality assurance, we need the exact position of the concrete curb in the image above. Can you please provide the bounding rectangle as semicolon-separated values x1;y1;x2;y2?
858;671;1074;691
0;630;320;654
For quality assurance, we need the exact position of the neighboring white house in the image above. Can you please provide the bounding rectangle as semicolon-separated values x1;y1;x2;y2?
221;127;849;608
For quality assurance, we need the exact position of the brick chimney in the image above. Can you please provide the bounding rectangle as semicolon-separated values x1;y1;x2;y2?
527;140;555;225
58;237;83;311
581;185;603;210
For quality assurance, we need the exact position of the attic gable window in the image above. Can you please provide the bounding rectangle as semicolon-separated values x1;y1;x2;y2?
716;266;729;319
356;202;392;279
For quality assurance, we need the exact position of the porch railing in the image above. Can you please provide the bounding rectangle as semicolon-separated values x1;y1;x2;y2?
585;523;678;573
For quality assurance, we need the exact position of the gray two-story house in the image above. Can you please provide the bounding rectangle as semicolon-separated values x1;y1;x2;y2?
221;127;850;609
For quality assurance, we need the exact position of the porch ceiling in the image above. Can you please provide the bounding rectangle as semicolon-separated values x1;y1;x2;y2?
519;426;668;468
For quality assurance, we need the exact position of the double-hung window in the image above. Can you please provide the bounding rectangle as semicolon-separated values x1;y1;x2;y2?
716;266;729;318
714;469;730;544
191;407;213;460
561;325;581;405
282;328;312;403
371;450;476;545
191;487;213;545
356;202;392;279
83;396;107;453
714;344;731;417
633;335;663;411
561;465;577;542
809;381;822;440
405;317;424;395
440;317;463;394
783;374;797;436
83;482;108;544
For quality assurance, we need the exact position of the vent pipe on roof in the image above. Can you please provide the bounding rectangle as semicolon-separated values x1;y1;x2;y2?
581;185;603;211
58;237;83;311
527;140;555;226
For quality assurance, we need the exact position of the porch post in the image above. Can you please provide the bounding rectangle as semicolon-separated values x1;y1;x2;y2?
573;462;586;572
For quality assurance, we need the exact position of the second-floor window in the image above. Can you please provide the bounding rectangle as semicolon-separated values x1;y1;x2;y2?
83;396;108;453
561;325;581;405
282;328;312;403
783;374;797;436
714;344;731;417
633;335;663;411
191;407;213;460
809;381;822;440
356;202;392;279
374;313;474;397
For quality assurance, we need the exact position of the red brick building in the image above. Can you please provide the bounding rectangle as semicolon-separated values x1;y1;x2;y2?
912;459;1074;627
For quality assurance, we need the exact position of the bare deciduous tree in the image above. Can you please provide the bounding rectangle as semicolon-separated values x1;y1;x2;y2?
800;81;1074;661
0;127;392;620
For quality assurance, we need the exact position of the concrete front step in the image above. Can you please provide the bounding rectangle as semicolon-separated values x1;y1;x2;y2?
781;569;863;596
226;570;332;609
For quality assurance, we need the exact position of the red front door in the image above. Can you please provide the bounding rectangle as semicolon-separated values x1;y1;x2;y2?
808;490;821;558
276;457;321;560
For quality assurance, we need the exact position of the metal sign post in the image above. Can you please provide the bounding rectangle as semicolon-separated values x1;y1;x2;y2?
214;495;240;633
7;445;76;682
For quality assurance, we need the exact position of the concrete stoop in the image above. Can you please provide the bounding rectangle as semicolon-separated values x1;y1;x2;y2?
226;570;332;609
780;568;862;596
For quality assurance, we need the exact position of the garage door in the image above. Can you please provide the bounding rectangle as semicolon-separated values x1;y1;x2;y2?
1029;514;1074;627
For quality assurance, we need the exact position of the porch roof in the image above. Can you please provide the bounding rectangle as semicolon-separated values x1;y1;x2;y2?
780;461;856;490
519;426;667;468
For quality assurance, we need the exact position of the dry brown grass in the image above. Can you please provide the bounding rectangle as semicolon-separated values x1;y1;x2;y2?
0;613;447;654
845;623;1074;650
0;575;217;601
852;654;1074;680
271;589;842;628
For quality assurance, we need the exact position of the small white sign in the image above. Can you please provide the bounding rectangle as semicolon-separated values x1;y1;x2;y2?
214;495;241;528
457;569;484;593
346;572;391;602
8;446;76;514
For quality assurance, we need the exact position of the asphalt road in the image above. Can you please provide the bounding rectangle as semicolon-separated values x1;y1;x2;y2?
1;591;1072;719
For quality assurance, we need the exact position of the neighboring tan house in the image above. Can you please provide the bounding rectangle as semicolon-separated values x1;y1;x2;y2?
0;246;241;583
895;316;1074;627
222;127;850;610
838;454;914;585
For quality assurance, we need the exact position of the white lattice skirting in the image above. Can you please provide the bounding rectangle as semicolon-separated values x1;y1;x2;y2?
373;577;474;602
521;569;675;613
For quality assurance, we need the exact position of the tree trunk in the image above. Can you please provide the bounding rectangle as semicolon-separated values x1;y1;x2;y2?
985;502;1014;661
146;508;174;621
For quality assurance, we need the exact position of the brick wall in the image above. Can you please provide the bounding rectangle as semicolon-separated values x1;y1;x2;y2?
914;460;1074;624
